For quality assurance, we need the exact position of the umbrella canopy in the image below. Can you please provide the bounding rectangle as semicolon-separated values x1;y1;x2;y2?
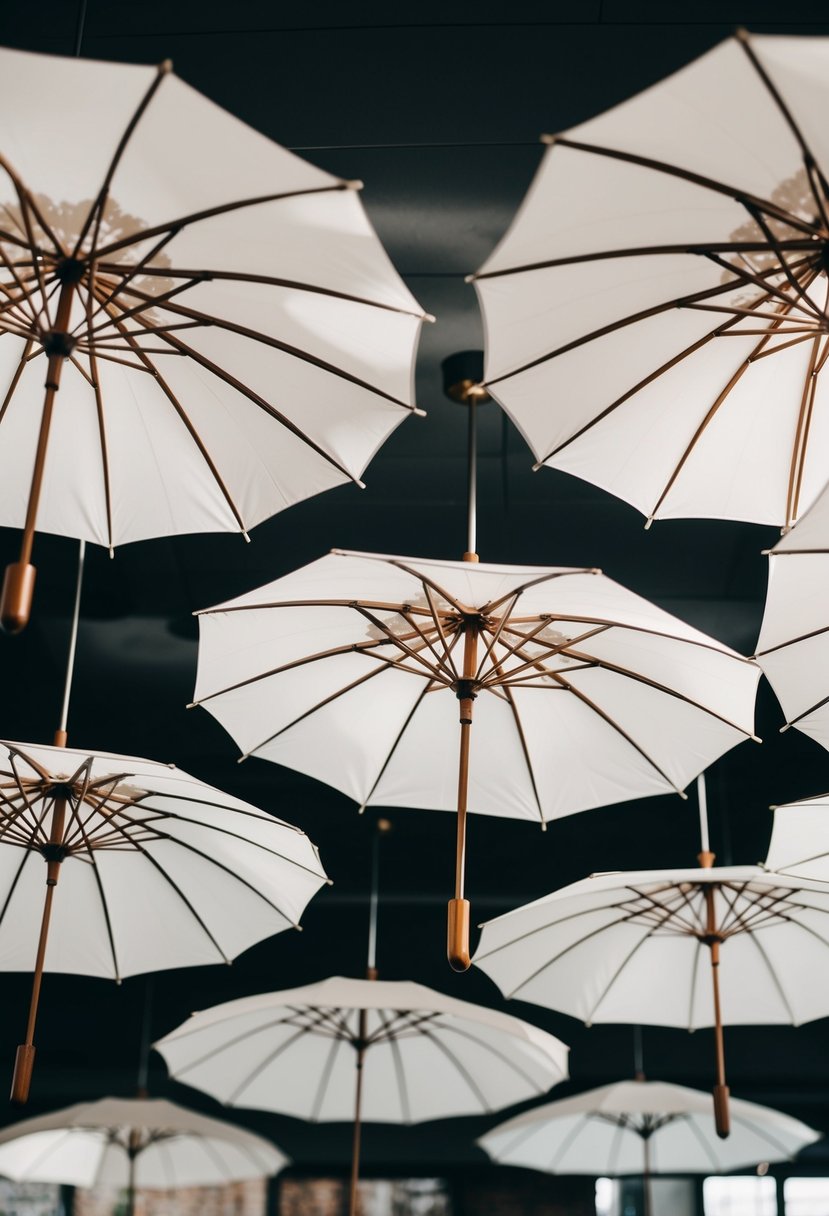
473;864;829;1138
755;481;829;747
0;44;427;631
0;738;328;1102
155;975;569;1216
764;792;829;881
478;1079;819;1176
0;1096;286;1190
472;31;829;529
192;547;760;967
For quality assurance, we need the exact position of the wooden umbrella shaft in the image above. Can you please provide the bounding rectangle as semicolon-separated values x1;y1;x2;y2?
448;622;478;971
11;798;66;1104
348;1014;367;1216
642;1135;652;1216
704;884;730;1139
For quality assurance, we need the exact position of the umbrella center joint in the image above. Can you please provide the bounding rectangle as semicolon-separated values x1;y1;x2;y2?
42;329;76;359
700;931;724;947
54;257;86;286
39;842;68;871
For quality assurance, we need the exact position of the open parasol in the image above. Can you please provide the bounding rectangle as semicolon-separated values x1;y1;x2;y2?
472;32;829;529
0;43;428;632
0;1097;286;1216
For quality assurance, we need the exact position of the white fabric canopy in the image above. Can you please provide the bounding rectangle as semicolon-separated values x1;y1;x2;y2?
154;975;569;1123
0;1097;286;1188
755;480;829;747
0;739;328;979
192;549;760;823
474;33;829;527
765;793;829;882
478;1079;819;1175
473;866;829;1028
0;45;427;548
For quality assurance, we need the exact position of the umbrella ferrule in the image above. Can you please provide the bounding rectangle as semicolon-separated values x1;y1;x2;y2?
42;331;76;361
454;678;478;724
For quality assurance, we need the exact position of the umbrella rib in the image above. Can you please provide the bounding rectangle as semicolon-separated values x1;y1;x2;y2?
645;312;803;522
501;915;637;1001
96;260;429;320
239;659;411;761
422;584;462;681
553;137;821;236
480;623;610;688
309;1032;343;1122
485;255;812;389
535;319;746;465
740;204;824;321
87;345;115;553
500;686;545;827
687;938;703;1031
548;672;687;796
73;62;171;258
563;646;757;740
350;606;447;682
90;292;249;535
65;800;121;982
586;930;657;1024
105;282;419;413
482;569;599;614
783;689;829;730
411;1024;492;1111
735;31;829;205
476;593;521;679
127;327;368;487
358;680;437;811
744;929;797;1024
92;183;359;262
380;559;466;613
680;1111;723;1172
434;1021;550;1094
787;334;823;526
471;239;817;281
225;1016;336;1105
387;1029;413;1124
80;228;181;332
729;1111;798;1159
703;251;820;320
0;338;34;429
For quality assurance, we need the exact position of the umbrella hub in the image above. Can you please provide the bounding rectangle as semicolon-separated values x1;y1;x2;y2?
53;257;86;286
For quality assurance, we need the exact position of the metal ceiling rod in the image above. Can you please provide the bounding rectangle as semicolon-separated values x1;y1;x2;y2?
55;539;86;748
697;772;711;858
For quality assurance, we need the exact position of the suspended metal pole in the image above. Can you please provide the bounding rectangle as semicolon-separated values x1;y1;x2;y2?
466;398;478;558
366;818;390;980
697;773;710;858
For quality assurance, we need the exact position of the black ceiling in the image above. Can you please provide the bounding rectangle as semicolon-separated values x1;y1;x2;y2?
2;0;829;1189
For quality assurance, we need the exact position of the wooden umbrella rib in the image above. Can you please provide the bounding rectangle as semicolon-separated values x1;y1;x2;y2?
742;927;798;1024
65;800;121;982
500;687;547;827
0;156;64;257
96;260;429;321
741;203;824;320
779;689;829;729
224;1015;336;1105
239;659;413;761
308;1033;344;1121
704;251;820;322
191;637;397;706
475;897;628;966
435;1020;549;1095
475;592;521;679
0;241;42;329
786;334;821;525
553;137;821;237
479;622;610;688
388;1027;413;1124
471;239;817;281
352;605;448;682
91;288;249;535
358;681;436;811
504;914;637;1002
551;672;687;796
735;31;829;205
483;568;599;613
0;338;34;428
562;646;757;740
383;559;466;613
422;584;462;682
73;62;171;259
586;931;658;1024
85;278;205;338
85;228;180;324
93;183;356;263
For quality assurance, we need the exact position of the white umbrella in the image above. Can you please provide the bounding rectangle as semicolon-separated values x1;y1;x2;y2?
478;1079;818;1192
764;791;829;881
755;481;829;747
473;861;829;1139
0;738;329;1104
155;975;569;1216
191;547;760;969
472;31;829;529
0;44;428;632
0;1096;286;1216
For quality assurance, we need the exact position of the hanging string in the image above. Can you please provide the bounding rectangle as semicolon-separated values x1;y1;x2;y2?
55;539;86;746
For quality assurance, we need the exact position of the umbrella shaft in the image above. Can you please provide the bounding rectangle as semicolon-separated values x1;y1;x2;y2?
710;942;726;1088
20;281;75;566
349;1036;366;1216
455;722;471;900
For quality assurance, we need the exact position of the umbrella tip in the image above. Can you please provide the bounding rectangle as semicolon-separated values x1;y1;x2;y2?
751;734;763;743
158;58;174;74
540;133;557;145
345;179;364;191
540;819;547;832
780;722;791;733
413;406;427;418
237;752;251;764
242;530;251;544
356;479;367;490
358;802;367;815
644;516;655;531
531;460;543;472
734;25;750;41
185;701;197;710
423;313;437;324
108;546;115;559
678;788;689;801
464;273;475;284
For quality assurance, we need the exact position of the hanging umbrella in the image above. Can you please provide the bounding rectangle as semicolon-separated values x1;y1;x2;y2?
191;545;760;970
155;976;569;1216
0;1097;286;1216
472;31;829;529
764;791;829;881
478;1079;818;1212
0;736;329;1104
473;833;829;1139
0;44;428;633
754;481;829;747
